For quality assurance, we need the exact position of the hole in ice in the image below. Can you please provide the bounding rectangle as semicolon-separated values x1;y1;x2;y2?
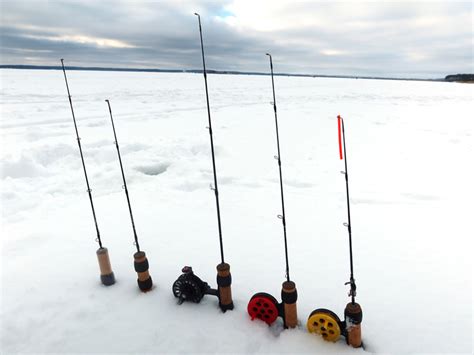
135;163;169;176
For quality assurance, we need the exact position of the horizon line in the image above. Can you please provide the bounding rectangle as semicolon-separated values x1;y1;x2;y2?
0;64;449;82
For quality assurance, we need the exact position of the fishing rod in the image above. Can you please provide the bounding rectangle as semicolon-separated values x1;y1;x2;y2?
105;100;153;292
60;58;115;286
306;115;363;348
268;53;291;283
338;115;357;304
195;12;225;265
247;53;298;330
172;13;233;312
338;115;362;346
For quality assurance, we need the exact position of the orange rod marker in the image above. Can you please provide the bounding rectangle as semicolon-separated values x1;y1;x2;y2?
338;115;343;160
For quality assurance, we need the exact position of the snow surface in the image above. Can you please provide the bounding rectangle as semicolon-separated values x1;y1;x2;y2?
1;69;473;354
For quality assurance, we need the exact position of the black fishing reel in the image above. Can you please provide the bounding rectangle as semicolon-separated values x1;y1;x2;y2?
247;281;298;328
173;264;235;312
172;266;218;304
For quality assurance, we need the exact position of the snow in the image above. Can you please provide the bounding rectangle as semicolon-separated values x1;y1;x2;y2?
1;69;473;354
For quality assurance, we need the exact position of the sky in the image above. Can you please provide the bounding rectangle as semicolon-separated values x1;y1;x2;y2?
0;0;472;78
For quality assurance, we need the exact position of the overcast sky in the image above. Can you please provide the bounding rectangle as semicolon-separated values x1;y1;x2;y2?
1;0;472;78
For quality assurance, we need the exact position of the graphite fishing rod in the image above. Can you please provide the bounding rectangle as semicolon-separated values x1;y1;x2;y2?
267;53;291;284
306;115;363;348
171;13;233;312
338;115;357;304
105;99;153;292
247;54;298;330
60;59;115;286
195;12;225;265
338;115;363;346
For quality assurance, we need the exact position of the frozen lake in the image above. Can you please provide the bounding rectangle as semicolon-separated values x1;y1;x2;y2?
1;69;473;353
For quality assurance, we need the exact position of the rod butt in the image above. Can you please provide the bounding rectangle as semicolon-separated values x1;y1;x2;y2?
96;247;115;286
344;302;363;348
281;281;298;328
216;262;234;312
134;251;153;292
100;272;116;286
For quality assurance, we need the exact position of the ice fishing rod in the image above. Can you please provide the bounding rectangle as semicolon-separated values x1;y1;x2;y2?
105;100;153;292
172;13;233;312
195;12;225;265
247;54;298;329
306;115;363;348
268;53;291;284
338;115;357;304
338;115;362;347
60;59;115;286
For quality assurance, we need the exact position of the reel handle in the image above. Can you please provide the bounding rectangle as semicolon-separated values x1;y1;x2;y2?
204;288;218;297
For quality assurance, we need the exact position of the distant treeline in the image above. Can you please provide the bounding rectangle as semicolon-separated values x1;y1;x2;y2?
1;64;445;82
445;74;474;83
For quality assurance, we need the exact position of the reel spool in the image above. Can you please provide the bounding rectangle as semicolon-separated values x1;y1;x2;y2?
247;293;280;325
172;265;234;312
307;308;344;342
306;304;363;347
247;281;298;328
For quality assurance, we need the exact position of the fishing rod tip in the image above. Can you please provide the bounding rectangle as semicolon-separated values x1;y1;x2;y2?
266;53;270;56
194;12;199;16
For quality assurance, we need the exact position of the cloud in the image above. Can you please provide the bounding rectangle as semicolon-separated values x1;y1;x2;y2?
1;0;472;78
21;34;137;49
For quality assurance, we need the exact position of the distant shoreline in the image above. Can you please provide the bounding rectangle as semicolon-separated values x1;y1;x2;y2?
0;64;447;83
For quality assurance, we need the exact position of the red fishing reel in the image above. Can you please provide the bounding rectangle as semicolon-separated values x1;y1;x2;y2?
247;293;281;325
247;281;298;328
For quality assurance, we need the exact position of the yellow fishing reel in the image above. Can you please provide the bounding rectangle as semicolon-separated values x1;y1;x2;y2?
307;308;344;342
